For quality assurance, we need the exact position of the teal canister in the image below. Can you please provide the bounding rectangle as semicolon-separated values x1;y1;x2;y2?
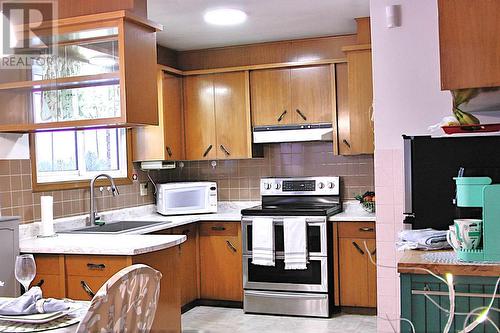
454;177;492;207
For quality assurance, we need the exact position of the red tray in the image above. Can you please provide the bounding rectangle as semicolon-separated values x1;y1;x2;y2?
441;123;500;134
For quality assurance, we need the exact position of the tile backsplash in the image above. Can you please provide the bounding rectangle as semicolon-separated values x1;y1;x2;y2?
156;142;374;201
0;160;154;224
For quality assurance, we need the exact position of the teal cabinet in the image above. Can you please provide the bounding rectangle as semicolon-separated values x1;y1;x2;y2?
401;274;499;333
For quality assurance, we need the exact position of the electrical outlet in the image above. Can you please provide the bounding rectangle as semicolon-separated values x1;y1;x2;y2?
140;183;148;196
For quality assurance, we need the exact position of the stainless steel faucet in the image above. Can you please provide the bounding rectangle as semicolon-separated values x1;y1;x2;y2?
89;174;119;225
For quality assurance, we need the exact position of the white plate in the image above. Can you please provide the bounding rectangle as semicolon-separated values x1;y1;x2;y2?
0;311;66;324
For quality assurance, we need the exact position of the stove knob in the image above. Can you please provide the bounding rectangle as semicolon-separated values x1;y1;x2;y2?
318;182;325;189
275;183;281;190
264;183;272;190
328;182;335;189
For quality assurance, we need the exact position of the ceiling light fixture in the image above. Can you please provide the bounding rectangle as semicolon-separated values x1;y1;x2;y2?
204;8;247;26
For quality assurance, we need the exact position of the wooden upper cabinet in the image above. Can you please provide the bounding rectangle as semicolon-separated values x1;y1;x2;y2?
250;65;333;127
250;68;291;126
338;46;374;155
184;75;217;160
214;72;252;159
184;71;252;160
438;0;500;90
133;70;184;161
0;11;162;133
291;65;333;124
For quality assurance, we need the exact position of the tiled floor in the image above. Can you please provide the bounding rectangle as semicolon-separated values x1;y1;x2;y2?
182;306;377;333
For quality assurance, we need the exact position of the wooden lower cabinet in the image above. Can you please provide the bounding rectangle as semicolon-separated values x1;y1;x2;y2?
169;223;200;307
338;221;377;308
32;247;181;333
199;222;243;302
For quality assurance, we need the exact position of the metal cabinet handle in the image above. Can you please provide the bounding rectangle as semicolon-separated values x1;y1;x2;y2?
211;226;226;231
203;144;213;157
80;280;95;298
277;110;287;122
166;146;173;157
35;279;45;288
220;144;231;156
343;139;351;148
352;241;365;255
295;109;307;121
226;240;237;253
359;227;374;232
86;263;106;270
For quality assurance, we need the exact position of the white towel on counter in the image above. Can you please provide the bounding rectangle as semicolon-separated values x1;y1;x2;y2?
252;217;275;266
397;228;451;251
283;217;308;270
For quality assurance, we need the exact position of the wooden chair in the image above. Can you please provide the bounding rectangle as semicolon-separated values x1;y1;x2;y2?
76;264;162;333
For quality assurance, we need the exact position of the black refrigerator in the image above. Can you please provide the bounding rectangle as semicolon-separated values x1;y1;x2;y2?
403;135;500;231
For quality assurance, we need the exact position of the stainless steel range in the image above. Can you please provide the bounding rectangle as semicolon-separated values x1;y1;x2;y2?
241;176;341;317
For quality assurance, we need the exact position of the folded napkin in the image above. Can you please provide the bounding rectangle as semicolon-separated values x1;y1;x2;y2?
283;217;308;270
0;287;69;316
252;217;275;266
397;228;451;251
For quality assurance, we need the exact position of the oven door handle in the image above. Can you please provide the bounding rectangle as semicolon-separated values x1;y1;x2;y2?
245;290;328;300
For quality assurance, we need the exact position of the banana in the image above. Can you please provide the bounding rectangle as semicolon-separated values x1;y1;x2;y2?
453;108;480;125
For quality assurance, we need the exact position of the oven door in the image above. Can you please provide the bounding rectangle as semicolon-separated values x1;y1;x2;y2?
243;255;328;292
241;217;327;257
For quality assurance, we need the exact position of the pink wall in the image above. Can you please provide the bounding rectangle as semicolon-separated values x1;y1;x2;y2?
370;1;450;331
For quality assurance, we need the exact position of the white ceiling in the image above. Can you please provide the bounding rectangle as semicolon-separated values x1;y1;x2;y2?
147;0;370;51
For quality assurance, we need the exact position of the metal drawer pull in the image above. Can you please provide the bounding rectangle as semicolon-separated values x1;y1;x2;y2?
359;227;374;232
211;226;226;231
352;241;365;255
35;279;44;288
220;144;231;156
226;240;237;253
277;110;287;122
80;280;95;298
87;263;106;270
203;144;213;157
343;139;351;148
166;146;173;157
295;109;307;121
412;290;500;299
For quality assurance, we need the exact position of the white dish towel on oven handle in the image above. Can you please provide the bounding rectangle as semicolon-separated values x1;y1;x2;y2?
284;217;308;270
252;217;275;266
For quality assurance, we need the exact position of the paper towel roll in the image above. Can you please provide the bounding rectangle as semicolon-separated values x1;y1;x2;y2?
40;196;54;236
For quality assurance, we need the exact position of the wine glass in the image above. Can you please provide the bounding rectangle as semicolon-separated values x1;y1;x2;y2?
15;254;36;293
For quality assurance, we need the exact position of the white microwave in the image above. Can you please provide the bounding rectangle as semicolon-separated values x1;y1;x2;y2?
156;182;217;216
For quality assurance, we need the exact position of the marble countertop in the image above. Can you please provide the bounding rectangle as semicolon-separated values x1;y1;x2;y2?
19;200;375;255
20;234;186;256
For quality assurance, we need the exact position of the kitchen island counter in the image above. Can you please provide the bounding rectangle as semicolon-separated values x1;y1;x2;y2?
398;250;500;277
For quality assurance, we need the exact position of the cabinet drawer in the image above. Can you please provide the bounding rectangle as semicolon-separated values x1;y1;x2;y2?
65;255;128;277
199;222;239;236
34;255;62;275
66;276;110;301
338;222;375;239
31;274;64;299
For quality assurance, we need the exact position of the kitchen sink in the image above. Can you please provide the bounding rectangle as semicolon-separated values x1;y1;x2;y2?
63;220;170;234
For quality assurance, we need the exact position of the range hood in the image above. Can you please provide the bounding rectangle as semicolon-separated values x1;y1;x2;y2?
253;123;333;143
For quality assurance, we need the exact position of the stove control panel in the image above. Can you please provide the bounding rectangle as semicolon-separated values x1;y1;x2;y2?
261;177;340;196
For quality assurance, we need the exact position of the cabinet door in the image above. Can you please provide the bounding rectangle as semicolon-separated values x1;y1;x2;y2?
337;49;374;155
291;65;333;124
184;75;217;160
170;224;199;306
32;255;65;298
365;239;377;307
163;73;185;160
339;237;373;307
250;68;291;126
199;222;242;301
214;71;252;159
438;0;500;90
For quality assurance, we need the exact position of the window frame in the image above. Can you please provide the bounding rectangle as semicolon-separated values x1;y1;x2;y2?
29;129;133;192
